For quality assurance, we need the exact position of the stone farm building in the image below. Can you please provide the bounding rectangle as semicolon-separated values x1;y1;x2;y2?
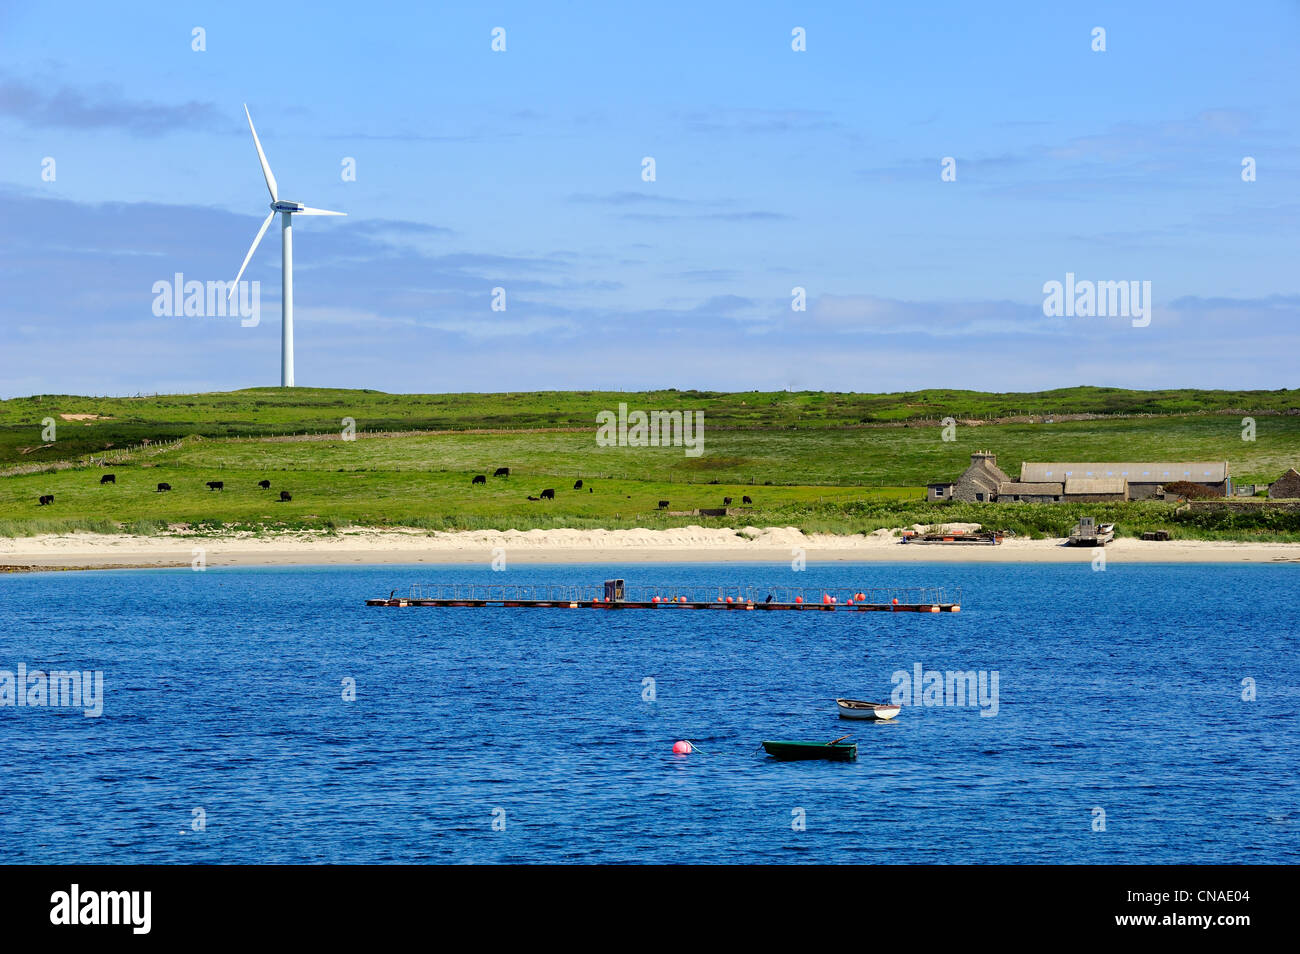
928;452;1231;503
1268;468;1300;499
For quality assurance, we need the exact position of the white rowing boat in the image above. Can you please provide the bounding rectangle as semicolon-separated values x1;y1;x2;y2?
836;698;901;720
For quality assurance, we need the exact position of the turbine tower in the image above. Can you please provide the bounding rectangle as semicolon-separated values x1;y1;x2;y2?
230;105;344;387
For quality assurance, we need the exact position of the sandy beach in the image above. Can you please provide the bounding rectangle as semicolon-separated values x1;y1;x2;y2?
2;525;1298;571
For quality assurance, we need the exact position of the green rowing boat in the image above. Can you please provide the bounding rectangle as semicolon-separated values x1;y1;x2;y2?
762;739;857;761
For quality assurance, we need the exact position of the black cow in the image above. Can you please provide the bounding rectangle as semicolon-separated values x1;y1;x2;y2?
207;481;224;491
279;491;292;502
494;467;510;478
723;497;733;506
658;500;669;509
100;474;115;485
742;495;752;504
157;483;171;492
472;475;486;485
540;488;555;500
589;487;593;493
527;495;540;501
38;494;53;506
573;479;583;490
258;480;271;489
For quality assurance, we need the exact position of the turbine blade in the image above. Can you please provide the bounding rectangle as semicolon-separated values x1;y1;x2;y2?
229;210;277;295
243;104;278;202
296;207;347;216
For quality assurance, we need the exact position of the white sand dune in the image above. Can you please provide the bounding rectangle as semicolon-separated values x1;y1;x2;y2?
2;525;1298;570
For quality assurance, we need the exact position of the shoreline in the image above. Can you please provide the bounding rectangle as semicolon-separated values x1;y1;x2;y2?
2;526;1299;571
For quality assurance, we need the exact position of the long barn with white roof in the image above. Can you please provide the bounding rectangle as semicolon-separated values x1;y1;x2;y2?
928;453;1230;502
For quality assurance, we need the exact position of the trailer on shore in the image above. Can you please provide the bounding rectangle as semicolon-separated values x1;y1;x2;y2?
1068;516;1115;546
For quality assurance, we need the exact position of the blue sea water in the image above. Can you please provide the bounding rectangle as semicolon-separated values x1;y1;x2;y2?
0;561;1296;864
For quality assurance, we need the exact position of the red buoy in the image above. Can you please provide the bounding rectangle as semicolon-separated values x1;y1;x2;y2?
795;596;804;604
672;740;692;755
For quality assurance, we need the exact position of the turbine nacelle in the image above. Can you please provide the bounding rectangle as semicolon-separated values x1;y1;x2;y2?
270;199;345;217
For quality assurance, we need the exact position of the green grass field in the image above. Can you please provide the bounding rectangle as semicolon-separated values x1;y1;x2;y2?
2;386;1298;540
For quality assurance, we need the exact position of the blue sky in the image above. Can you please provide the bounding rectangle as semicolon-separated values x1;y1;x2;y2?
1;1;1297;397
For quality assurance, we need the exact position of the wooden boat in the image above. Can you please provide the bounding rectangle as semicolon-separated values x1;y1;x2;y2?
901;530;1002;545
761;738;857;761
836;698;901;721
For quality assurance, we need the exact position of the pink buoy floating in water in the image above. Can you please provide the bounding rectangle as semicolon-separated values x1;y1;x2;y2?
672;740;693;755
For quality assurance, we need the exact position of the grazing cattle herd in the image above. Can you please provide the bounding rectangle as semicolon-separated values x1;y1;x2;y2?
36;468;758;515
36;475;285;507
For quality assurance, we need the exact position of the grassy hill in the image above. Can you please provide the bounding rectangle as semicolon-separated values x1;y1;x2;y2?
2;386;1299;540
3;385;1299;467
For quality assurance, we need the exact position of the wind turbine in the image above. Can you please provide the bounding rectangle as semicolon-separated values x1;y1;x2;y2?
229;104;344;387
